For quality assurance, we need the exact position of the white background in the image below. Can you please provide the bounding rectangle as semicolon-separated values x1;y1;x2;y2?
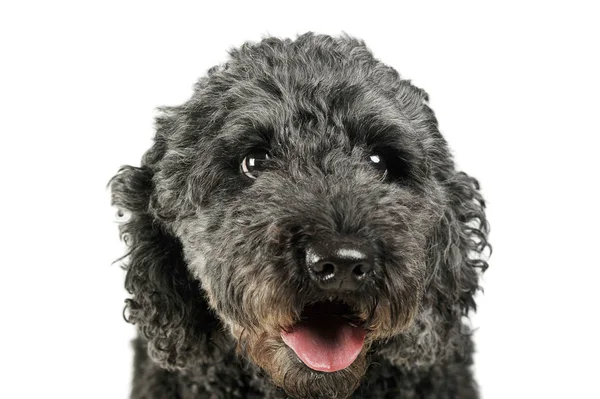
1;1;599;398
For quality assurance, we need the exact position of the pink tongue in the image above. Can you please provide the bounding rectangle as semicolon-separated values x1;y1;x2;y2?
281;315;366;372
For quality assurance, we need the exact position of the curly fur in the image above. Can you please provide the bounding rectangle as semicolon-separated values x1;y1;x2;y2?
110;33;490;399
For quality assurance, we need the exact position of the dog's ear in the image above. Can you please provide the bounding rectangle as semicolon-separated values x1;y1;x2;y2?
426;171;490;314
392;80;490;312
109;113;219;370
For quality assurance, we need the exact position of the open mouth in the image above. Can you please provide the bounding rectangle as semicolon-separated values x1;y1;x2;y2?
280;301;367;373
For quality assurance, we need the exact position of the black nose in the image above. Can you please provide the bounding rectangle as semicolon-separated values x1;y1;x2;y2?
305;239;374;291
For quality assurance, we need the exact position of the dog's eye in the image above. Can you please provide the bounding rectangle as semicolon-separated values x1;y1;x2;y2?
241;151;272;179
367;154;388;180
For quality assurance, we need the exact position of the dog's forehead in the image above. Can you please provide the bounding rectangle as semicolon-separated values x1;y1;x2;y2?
194;37;431;160
213;76;416;153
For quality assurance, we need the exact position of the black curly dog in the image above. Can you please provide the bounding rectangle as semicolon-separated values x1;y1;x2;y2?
110;33;490;399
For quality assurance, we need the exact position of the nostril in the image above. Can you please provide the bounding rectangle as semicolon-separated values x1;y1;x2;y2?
353;263;365;277
321;263;335;276
352;262;373;279
313;262;335;277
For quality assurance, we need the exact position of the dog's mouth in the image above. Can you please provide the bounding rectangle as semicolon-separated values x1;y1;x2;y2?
280;301;366;373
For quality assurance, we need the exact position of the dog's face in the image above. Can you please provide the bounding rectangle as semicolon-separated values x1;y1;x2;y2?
173;80;444;395
112;34;488;399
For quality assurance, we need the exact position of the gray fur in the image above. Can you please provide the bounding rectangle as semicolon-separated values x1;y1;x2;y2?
110;33;490;398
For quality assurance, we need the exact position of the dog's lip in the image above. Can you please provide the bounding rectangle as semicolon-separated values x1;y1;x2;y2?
282;300;365;330
280;300;367;372
306;300;363;322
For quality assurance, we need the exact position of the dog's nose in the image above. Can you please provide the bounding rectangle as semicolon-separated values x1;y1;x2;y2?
305;239;374;291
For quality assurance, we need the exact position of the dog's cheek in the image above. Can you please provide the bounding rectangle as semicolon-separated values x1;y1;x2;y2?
362;192;437;338
174;212;296;332
172;215;225;314
366;255;426;340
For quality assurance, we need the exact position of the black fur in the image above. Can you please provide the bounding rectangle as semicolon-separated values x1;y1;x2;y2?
110;33;490;398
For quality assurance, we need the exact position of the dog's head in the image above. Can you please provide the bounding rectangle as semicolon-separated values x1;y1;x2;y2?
110;33;489;398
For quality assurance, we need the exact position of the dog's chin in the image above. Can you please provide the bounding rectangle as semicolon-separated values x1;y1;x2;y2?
238;301;372;398
249;335;370;399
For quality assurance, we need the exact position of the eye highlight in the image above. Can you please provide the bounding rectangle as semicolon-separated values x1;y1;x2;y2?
241;150;272;179
367;153;388;180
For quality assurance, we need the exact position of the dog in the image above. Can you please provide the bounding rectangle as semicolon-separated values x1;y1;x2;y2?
110;33;490;399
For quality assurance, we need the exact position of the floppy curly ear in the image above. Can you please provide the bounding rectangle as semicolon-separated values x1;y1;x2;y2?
109;120;219;370
426;171;490;314
390;79;490;314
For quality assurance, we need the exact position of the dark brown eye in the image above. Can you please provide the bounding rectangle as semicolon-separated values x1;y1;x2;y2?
367;154;388;180
241;150;272;179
